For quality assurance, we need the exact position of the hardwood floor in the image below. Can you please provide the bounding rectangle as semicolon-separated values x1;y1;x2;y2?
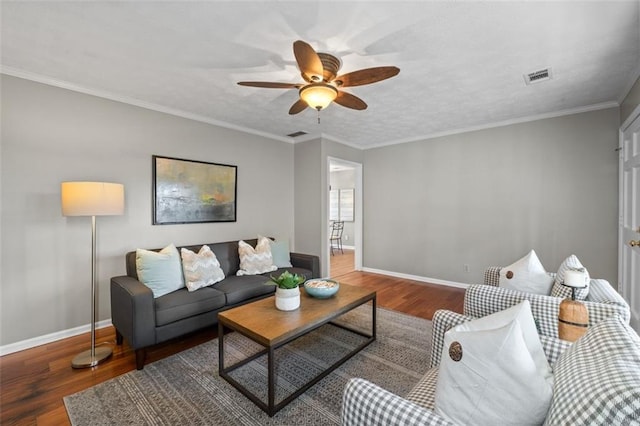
0;254;465;425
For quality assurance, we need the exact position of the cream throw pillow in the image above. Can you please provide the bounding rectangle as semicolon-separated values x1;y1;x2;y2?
236;236;277;276
434;300;553;426
180;245;225;291
136;244;185;298
499;249;554;295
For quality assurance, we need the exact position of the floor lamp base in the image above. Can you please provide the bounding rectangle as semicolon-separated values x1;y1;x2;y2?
71;345;113;369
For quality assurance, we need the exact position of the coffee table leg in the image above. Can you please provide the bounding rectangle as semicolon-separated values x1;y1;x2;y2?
218;321;225;375
268;346;275;416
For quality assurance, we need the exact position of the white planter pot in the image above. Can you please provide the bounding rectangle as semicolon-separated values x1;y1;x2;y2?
275;286;301;311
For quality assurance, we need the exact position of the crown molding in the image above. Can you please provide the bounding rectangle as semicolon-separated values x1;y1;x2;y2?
617;62;640;105
366;101;620;149
0;66;293;144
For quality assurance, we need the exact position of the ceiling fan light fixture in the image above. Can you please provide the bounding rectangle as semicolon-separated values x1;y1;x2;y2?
299;83;338;110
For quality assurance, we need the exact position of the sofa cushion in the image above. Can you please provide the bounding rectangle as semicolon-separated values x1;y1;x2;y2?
499;250;554;295
212;274;275;306
435;301;553;426
154;287;226;326
237;236;278;276
270;240;293;268
180;245;225;291
551;255;590;300
545;315;640;425
136;244;185;298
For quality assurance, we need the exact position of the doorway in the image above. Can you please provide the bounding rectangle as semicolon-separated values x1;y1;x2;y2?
328;157;362;278
619;106;640;331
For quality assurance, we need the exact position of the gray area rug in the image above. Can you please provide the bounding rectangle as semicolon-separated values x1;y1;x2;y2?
64;306;432;425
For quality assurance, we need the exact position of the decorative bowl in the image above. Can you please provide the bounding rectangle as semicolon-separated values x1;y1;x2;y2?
304;279;340;299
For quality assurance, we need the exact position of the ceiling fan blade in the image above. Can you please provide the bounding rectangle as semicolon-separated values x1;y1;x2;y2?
289;99;308;115
237;81;301;89
293;40;324;82
334;91;367;110
334;66;400;87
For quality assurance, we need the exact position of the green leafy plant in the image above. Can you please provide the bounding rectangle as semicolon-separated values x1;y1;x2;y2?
267;271;306;289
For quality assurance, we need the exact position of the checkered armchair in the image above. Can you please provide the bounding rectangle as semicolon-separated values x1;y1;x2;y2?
481;267;630;330
342;288;640;425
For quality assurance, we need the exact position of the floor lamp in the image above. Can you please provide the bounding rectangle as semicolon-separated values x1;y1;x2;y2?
61;181;124;368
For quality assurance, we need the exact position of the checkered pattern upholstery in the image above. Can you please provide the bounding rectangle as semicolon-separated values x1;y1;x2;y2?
341;378;455;426
405;368;439;411
464;284;630;338
429;310;474;369
544;316;640;425
483;267;629;321
343;316;639;426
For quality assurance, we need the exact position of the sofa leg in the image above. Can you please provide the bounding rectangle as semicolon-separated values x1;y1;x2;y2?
135;349;146;370
115;330;123;345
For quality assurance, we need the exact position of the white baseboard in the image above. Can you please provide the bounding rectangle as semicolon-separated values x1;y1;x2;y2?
0;319;113;356
361;267;470;289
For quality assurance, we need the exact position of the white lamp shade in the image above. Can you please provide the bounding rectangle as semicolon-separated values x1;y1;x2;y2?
61;182;124;216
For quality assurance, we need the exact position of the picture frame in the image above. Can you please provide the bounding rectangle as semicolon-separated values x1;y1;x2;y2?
152;155;237;224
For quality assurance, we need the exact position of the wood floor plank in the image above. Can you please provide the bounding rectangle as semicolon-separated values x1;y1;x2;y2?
0;251;465;425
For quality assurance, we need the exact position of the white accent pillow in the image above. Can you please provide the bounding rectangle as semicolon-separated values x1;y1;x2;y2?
136;244;184;298
180;245;225;292
236;236;278;276
434;301;553;426
499;249;554;295
551;255;590;300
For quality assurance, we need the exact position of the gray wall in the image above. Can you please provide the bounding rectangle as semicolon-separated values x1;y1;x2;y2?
294;138;363;276
1;75;295;346
621;75;640;124
363;108;620;285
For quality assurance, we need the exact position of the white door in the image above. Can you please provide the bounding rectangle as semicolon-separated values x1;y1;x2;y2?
619;109;640;331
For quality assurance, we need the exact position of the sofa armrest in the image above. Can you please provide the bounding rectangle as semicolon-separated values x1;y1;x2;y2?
110;276;156;350
290;252;320;278
464;284;629;338
430;310;474;369
342;378;455;426
483;266;502;286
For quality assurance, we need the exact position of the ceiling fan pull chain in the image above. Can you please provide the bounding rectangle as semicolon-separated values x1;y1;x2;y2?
317;109;321;124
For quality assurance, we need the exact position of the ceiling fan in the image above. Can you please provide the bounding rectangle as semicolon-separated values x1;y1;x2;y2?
237;40;400;116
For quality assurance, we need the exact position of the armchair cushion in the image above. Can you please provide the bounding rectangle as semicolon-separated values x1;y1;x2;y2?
545;315;640;425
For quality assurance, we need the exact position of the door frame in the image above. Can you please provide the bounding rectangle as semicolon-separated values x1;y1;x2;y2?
618;104;640;331
327;157;363;274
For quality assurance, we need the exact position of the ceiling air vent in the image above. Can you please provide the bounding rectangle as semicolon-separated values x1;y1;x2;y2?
287;131;308;137
524;68;552;85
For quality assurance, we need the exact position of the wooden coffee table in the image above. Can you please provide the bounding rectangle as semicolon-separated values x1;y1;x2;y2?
218;283;376;416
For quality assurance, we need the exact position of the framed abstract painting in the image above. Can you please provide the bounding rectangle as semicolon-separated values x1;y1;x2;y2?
152;155;237;224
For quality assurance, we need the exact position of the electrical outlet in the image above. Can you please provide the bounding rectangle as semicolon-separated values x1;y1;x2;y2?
464;264;470;273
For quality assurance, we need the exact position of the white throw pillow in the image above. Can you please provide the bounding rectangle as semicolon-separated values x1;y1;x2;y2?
136;244;185;298
434;301;553;426
180;245;225;291
499;249;554;295
236;236;278;276
551;254;590;300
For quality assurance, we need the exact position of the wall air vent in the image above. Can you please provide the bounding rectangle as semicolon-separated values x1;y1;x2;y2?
287;131;308;137
524;68;553;85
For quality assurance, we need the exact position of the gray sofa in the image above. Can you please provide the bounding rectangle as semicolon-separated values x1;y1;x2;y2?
110;238;320;369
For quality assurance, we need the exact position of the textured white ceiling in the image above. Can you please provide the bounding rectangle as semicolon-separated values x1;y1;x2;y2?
2;1;639;148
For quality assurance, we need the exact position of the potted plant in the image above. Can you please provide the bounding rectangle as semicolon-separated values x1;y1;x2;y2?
267;271;306;311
